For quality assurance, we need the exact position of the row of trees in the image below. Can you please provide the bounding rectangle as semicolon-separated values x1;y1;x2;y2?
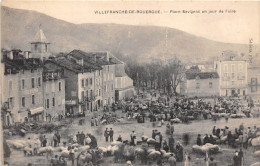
125;58;186;95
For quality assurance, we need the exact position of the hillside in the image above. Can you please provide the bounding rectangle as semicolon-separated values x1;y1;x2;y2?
1;6;253;63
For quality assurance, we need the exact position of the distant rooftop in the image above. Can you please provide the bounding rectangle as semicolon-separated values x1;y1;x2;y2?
186;72;219;80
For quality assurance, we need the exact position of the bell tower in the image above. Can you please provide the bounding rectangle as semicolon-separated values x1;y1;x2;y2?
31;25;51;60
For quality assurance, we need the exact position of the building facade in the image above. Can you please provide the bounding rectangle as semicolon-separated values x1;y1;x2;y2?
1;49;44;124
247;54;260;103
214;59;248;96
180;71;219;97
113;60;135;101
43;69;65;121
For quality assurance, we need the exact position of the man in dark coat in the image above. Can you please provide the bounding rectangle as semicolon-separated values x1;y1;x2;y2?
175;142;183;162
168;135;175;153
196;134;202;146
109;128;114;142
104;128;109;142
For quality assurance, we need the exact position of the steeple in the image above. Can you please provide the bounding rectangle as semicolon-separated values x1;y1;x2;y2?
30;25;51;60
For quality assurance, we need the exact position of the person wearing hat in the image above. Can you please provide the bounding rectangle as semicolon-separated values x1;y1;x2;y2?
196;134;202;146
104;128;109;142
168;153;176;166
233;151;241;166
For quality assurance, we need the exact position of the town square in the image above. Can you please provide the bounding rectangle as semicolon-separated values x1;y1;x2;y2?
1;1;260;166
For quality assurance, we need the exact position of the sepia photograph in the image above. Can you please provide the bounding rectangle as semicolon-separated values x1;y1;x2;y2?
1;1;260;166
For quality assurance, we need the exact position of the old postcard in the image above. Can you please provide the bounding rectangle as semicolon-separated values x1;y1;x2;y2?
1;0;260;166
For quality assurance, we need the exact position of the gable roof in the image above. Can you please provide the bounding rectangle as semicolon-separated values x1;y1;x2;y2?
186;72;219;80
67;49;115;66
45;57;101;73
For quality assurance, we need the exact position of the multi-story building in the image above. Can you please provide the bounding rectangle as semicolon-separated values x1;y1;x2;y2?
67;50;116;109
247;54;260;102
44;55;101;116
1;49;44;124
112;57;135;101
214;56;248;96
179;66;219;97
42;68;65;121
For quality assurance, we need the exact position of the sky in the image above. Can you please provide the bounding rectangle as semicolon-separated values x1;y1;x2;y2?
2;0;260;44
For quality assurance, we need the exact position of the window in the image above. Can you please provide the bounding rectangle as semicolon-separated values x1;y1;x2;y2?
52;98;55;106
90;78;92;85
104;85;107;92
81;91;84;100
32;95;35;105
32;78;35;88
224;64;228;72
108;66;109;71
59;82;62;91
9;80;13;92
99;89;101;96
46;99;49;109
22;97;25;107
196;82;200;89
251;86;258;92
99;70;101;76
232;73;235;79
38;77;41;87
238;89;240;94
86;90;88;98
209;82;213;88
251;78;257;85
34;44;37;51
239;64;243;72
90;90;93;97
45;44;48;52
21;79;25;90
231;64;235;72
86;79;88;86
31;69;34;73
81;79;84;87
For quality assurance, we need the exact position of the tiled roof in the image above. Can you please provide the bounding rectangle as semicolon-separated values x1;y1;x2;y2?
186;72;219;80
67;49;115;66
3;58;43;70
45;57;101;73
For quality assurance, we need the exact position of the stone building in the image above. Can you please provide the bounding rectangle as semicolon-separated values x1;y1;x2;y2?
214;57;248;96
42;68;65;121
180;67;219;97
1;49;44;124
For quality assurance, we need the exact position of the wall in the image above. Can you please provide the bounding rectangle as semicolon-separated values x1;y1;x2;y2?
19;68;44;122
186;78;219;97
215;60;247;96
102;65;115;106
1;63;19;125
43;78;65;121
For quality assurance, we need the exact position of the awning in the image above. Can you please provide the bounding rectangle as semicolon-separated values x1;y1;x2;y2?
30;107;44;115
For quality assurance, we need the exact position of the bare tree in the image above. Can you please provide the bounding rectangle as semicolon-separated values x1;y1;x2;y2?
168;58;186;95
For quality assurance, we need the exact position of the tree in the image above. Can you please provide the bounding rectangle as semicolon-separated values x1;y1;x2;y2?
168;58;186;95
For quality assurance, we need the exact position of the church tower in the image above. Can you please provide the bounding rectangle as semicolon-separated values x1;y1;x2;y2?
31;26;51;60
